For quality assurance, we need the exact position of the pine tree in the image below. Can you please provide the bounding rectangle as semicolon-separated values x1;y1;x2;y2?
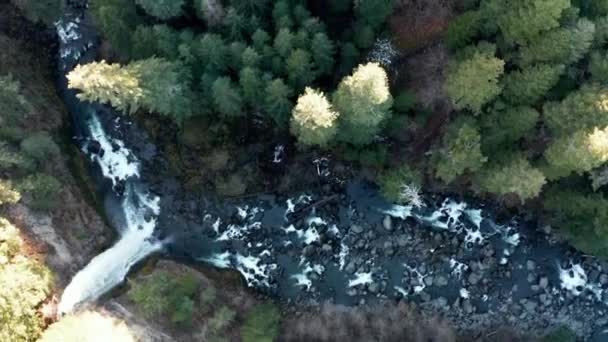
272;1;292;28
274;28;295;58
67;61;143;114
264;79;293;129
432;117;487;183
544;127;608;179
228;41;246;72
198;33;228;73
354;23;375;49
339;43;360;75
222;7;247;42
485;0;570;46
354;0;395;29
286;49;314;89
212;77;244;118
290;88;339;148
91;0;139;57
519;19;595;66
252;29;271;52
311;32;336;76
135;0;184;20
445;11;482;50
477;155;546;201
131;25;180;60
590;51;608;84
445;51;504;114
480;104;539;151
230;0;270;16
502;64;565;105
241;47;261;68
10;0;63;25
239;67;263;108
333;63;393;146
20;133;59;163
543;84;608;136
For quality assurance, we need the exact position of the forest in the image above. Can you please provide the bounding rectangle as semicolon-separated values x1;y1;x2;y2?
2;0;608;341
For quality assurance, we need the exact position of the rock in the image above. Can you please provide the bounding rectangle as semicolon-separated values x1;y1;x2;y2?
383;216;393;231
397;235;409;247
526;260;536;271
303;245;316;257
351;225;364;234
321;244;332;253
531;285;540;292
368;282;380;294
347;289;357;296
523;300;537;312
420;292;431;302
527;273;536;283
539;277;549;289
87;140;103;155
468;272;482;285
345;261;357;274
435;276;449;287
463;299;474;314
600;274;608;285
424;276;434;286
435;297;448;308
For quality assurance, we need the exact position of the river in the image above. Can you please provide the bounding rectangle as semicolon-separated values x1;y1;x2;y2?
54;5;608;340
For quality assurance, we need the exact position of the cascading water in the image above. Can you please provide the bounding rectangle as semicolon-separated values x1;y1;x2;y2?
55;13;164;314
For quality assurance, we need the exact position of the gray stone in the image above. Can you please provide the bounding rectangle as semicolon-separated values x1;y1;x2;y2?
397;235;409;247
383;215;393;231
468;272;482;285
345;261;356;274
600;274;608;285
424;276;434;287
526;260;536;271
351;225;364;234
420;292;431;302
539;277;549;289
523;300;537;312
435;297;448;308
321;244;332;253
463;300;474;314
368;282;380;294
435;275;449;287
527;273;536;283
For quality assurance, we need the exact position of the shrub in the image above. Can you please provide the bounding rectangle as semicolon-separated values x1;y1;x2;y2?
0;180;20;205
393;91;417;113
10;0;63;25
378;166;423;206
208;306;236;334
135;0;185;20
476;155;546;202
17;173;61;210
0;142;34;173
445;11;481;50
241;303;281;342
0;74;32;125
20;133;59;163
541;326;576;342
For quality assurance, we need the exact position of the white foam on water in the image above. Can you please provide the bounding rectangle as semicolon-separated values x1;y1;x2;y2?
272;145;285;163
328;224;340;236
465;209;483;228
404;264;428;294
348;272;374;287
87;115;140;185
464;229;484;245
235;254;276;287
558;263;604;300
58;189;161;314
460;288;470;299
291;262;324;291
338;242;350;270
394;286;409;297
298;227;320;245
306;216;327;226
212;218;221;234
201;252;232;269
449;258;468;278
282;224;297;234
382;204;413;220
217;224;245;241
236;206;248;220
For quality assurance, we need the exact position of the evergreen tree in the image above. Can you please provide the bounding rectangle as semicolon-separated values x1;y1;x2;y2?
589;51;608;84
354;23;376;49
311;33;336;76
241;47;261;68
445;50;504;114
198;33;228;73
333;63;393;145
68;61;143;114
91;0;139;56
477;155;546;201
239;67;263;108
286;49;314;89
231;0;270;16
18;173;61;210
445;11;482;50
20;133;59;163
544;84;608;136
274;28;295;58
212;77;244;118
228;41;246;72
489;0;570;46
272;1;293;28
290;88;339;147
339;43;360;75
131;25;180;60
135;0;184;20
544;127;608;178
432;117;487;183
223;7;247;42
519;19;595;66
502;64;565;105
252;29;271;52
480;104;539;151
264;79;293;129
10;0;63;25
354;0;395;29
